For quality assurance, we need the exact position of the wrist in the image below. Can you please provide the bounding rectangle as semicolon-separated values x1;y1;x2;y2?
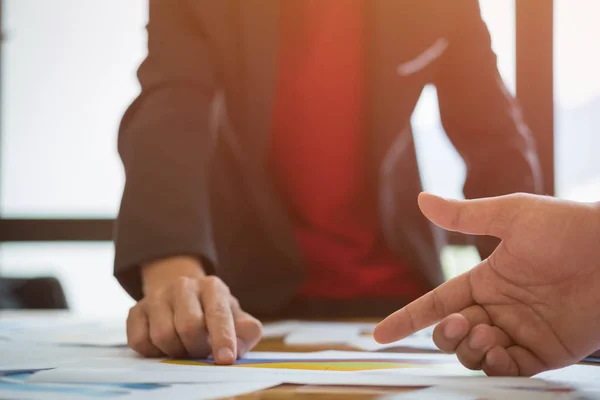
141;255;206;295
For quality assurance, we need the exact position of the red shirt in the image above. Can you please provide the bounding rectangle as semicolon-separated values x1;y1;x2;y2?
270;0;424;299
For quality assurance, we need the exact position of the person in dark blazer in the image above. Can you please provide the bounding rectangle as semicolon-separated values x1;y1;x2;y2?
115;0;543;364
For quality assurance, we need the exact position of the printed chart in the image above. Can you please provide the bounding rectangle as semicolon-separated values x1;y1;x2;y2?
163;357;459;372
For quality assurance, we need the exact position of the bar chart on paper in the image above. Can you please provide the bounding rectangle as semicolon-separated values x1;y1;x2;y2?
162;352;472;373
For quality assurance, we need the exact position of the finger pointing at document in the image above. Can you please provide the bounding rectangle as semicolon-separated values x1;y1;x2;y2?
375;192;600;377
126;256;262;364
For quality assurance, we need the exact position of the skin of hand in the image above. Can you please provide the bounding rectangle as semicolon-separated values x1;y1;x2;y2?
126;256;262;364
374;192;600;377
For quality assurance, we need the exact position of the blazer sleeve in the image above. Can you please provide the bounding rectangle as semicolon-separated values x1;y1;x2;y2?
113;1;219;300
433;0;544;259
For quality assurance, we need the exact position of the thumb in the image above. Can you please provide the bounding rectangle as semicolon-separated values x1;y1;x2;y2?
418;192;526;239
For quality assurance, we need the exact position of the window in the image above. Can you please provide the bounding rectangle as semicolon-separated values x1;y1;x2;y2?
1;0;147;218
554;0;600;201
0;242;133;316
412;0;516;276
1;0;147;315
413;0;515;201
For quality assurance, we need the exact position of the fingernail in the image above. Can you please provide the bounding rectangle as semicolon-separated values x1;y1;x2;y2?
444;322;464;340
216;348;235;364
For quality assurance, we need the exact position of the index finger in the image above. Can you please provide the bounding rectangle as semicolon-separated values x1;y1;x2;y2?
200;277;237;365
374;270;476;344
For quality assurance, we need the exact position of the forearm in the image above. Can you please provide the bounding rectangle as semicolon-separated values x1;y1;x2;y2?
114;88;217;300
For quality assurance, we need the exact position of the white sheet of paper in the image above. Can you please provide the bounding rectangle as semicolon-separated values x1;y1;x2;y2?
0;342;136;371
4;326;127;347
59;350;461;369
283;328;364;345
25;351;551;390
261;320;303;338
261;320;377;339
269;321;438;351
1;373;281;400
0;312;128;347
27;366;563;391
348;335;439;351
535;364;600;389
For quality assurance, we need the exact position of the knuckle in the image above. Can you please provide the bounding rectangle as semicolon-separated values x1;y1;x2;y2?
404;307;418;334
209;301;229;318
127;305;139;320
431;289;448;320
175;316;204;338
202;275;220;287
127;332;147;350
150;327;176;346
202;276;230;294
147;287;169;304
173;276;195;291
147;296;164;311
451;203;463;230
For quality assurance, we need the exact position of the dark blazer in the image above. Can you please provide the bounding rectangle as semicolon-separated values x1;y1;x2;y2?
114;0;543;317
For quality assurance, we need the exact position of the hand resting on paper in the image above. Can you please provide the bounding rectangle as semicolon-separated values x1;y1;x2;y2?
126;256;262;364
374;193;600;376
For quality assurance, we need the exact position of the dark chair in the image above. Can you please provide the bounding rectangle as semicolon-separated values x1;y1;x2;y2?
0;276;68;310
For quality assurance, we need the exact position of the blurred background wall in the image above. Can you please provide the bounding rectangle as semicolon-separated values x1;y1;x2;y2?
1;0;597;316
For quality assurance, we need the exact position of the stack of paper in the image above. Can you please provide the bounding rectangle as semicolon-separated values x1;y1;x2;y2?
2;313;599;399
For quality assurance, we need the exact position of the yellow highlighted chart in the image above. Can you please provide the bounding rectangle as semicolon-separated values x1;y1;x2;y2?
162;357;452;371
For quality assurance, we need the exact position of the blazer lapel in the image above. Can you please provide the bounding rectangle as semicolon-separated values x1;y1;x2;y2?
367;0;449;163
238;0;280;164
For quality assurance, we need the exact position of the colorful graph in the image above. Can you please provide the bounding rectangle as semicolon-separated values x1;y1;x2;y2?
162;357;454;371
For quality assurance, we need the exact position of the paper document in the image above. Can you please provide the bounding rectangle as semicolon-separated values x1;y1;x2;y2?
0;342;136;372
25;350;472;385
29;350;561;390
262;320;438;351
28;366;564;391
535;364;600;389
284;328;363;345
348;327;438;352
0;312;127;347
262;320;378;338
0;369;281;400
